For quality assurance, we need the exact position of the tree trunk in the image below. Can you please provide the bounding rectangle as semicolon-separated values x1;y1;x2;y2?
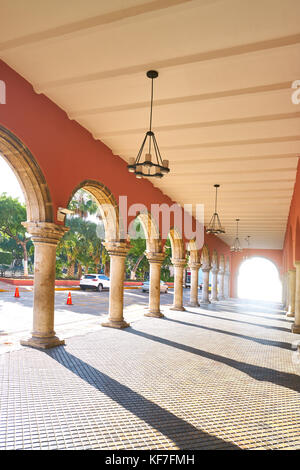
77;264;82;279
22;241;29;277
130;254;145;280
67;262;75;278
104;261;110;277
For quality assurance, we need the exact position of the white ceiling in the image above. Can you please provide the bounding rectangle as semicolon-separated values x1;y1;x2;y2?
1;0;300;248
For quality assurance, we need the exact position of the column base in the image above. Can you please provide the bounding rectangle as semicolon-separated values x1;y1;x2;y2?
286;311;295;318
144;311;164;318
101;320;130;329
218;296;225;301
210;298;218;303
200;300;211;305
20;335;65;350
188;302;200;307
291;323;300;334
170;306;186;311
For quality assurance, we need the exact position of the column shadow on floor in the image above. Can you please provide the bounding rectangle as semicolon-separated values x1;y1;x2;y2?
47;347;240;450
184;308;292;333
125;328;300;394
210;306;288;323
165;317;293;351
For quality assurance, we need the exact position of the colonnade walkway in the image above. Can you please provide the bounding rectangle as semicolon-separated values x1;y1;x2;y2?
0;298;299;450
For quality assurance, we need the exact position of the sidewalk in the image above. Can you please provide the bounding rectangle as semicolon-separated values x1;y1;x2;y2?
0;298;299;450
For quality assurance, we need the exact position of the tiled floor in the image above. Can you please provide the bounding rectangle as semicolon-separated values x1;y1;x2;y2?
0;298;299;450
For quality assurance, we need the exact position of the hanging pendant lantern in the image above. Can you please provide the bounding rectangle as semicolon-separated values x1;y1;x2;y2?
231;219;243;252
127;70;170;179
206;184;225;234
243;235;250;259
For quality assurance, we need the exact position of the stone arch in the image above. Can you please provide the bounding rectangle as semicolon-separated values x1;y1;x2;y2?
295;217;300;262
187;239;200;263
0;125;53;222
168;227;185;260
219;253;225;272
288;224;294;269
200;244;210;268
67;180;122;242
136;211;162;253
225;255;230;273
211;249;219;270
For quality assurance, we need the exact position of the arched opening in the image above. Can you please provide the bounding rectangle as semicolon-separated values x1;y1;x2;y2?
63;180;130;330
0;126;53;278
199;244;211;298
237;257;282;302
126;217;148;281
59;180;123;284
168;228;184;260
134;211;161;253
0;125;53;222
67;180;121;243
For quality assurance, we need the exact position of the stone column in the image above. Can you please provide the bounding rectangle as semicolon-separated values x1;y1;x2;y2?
224;272;230;299
102;242;130;329
281;272;287;307
171;258;186;311
218;270;225;300
145;252;165;318
287;269;296;318
200;267;211;304
188;262;201;307
20;222;68;349
284;272;289;309
292;262;300;333
211;268;218;302
285;271;290;312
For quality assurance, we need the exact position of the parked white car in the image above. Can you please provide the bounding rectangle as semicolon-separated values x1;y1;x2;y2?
80;274;110;292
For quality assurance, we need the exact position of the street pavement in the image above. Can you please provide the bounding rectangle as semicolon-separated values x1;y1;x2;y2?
0;286;175;354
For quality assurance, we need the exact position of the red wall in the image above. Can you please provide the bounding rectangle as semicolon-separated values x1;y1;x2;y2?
283;159;300;270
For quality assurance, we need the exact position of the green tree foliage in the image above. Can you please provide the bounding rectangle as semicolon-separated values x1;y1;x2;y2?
68;189;98;218
126;220;148;280
0;250;12;265
56;189;107;278
57;191;174;281
161;237;173;281
0;194;32;276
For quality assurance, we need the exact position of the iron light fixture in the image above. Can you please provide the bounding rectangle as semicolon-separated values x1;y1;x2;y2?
243;235;250;259
231;219;243;252
206;184;225;234
127;70;170;179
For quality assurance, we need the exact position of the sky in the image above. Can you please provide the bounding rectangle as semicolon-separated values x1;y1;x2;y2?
0;155;25;202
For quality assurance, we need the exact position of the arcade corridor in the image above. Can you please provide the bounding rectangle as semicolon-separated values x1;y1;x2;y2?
0;299;299;450
0;0;300;452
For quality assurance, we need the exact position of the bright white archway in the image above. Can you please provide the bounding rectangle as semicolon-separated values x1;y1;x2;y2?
237;257;282;302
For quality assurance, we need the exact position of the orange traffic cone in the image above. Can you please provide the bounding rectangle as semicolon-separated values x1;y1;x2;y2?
66;292;73;305
14;287;20;298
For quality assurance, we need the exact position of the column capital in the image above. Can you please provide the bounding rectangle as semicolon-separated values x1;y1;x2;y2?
146;251;165;264
22;221;68;245
201;265;211;273
189;262;201;270
171;258;186;268
104;241;130;257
